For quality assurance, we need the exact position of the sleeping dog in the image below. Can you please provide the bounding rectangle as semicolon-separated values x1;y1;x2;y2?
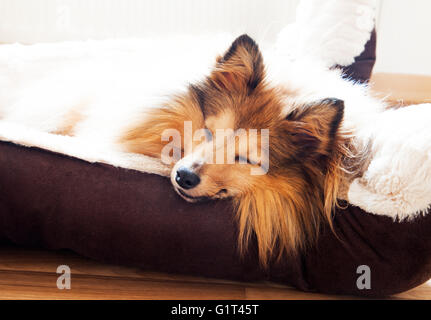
120;35;431;264
0;35;429;265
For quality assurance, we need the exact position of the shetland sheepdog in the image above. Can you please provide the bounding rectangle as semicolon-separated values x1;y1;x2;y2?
119;34;368;265
2;34;429;266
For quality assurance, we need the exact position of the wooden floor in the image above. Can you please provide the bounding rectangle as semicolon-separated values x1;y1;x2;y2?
0;244;430;300
370;72;431;106
1;72;431;300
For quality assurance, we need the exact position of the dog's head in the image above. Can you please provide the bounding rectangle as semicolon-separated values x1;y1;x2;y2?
166;35;346;265
126;34;346;265
171;35;343;196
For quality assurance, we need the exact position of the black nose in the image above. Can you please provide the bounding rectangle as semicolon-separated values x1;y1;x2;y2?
175;167;201;189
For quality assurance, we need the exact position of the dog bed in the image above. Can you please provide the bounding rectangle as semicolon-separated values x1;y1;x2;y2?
0;29;431;298
0;130;430;298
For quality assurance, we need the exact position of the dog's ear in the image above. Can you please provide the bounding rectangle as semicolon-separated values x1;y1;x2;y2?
209;34;264;93
286;98;344;158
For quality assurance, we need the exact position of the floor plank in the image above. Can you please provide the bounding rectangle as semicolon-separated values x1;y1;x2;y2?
0;270;246;300
370;73;431;106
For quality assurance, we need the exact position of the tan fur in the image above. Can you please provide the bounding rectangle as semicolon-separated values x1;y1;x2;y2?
53;108;84;136
120;35;358;266
121;92;205;160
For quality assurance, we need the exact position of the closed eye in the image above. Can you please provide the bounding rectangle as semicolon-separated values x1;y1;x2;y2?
235;155;253;165
204;128;213;142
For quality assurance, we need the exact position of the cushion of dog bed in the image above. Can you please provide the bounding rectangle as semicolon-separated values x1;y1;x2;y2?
1;30;430;297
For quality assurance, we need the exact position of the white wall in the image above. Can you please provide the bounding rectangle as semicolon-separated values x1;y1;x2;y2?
0;0;299;43
0;0;430;75
374;0;431;75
